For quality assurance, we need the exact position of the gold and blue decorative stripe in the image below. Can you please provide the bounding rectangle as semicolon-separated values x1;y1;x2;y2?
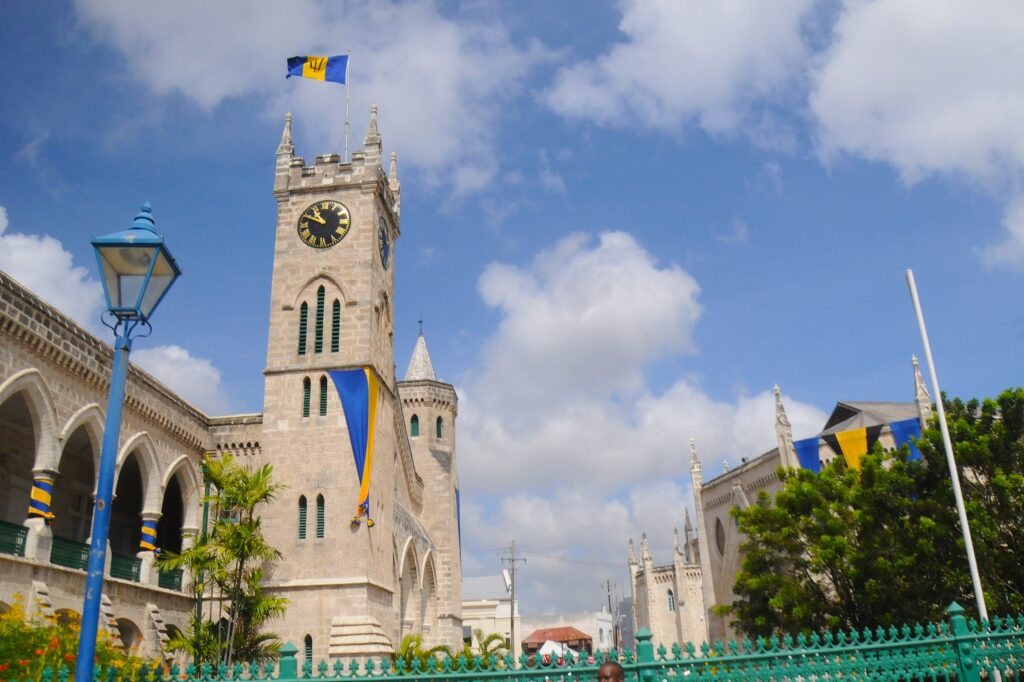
139;519;158;551
28;476;55;519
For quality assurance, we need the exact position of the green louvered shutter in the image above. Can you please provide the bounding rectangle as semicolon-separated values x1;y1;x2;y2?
331;300;340;352
298;497;307;539
319;376;328;416
316;495;325;538
302;377;311;417
314;286;325;353
298;302;308;355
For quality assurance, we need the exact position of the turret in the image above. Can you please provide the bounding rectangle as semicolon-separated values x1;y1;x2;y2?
774;385;799;469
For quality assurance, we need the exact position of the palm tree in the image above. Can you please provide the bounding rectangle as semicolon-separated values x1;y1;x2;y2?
157;454;287;665
392;634;452;671
457;629;510;669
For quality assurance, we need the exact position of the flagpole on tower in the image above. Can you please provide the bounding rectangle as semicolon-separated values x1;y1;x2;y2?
344;50;351;162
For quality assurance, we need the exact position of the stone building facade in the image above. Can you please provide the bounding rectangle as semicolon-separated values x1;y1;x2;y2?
0;107;462;660
630;361;933;646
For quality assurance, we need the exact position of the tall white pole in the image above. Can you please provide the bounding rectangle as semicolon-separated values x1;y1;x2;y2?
905;269;989;622
344;51;351;162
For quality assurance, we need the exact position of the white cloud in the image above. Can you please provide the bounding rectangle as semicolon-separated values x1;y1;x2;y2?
72;0;547;196
459;231;827;612
717;218;751;245
132;345;232;414
810;0;1024;186
980;196;1024;270
0;205;105;328
546;0;815;136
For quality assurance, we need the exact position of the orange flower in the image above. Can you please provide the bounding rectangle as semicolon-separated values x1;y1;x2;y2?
0;663;9;672
49;635;60;650
18;659;30;666
35;648;44;656
64;653;76;663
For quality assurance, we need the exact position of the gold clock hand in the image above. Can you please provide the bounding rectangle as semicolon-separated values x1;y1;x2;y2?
309;209;327;224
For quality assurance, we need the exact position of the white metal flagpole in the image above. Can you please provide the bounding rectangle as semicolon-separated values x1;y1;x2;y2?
905;268;990;623
344;51;351;162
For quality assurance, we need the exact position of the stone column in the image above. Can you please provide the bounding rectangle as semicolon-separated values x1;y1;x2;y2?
136;511;161;585
179;525;199;590
23;469;58;561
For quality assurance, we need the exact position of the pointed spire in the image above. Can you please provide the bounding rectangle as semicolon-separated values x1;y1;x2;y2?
640;532;651;562
673;527;681;555
403;331;437;381
684;507;693;533
277;112;294;156
722;459;730;473
628;538;638;565
913;355;933;427
389;151;398;181
689;437;701;472
774;384;798;469
363;103;381;153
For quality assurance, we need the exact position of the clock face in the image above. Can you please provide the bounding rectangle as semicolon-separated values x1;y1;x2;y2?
378;218;391;269
297;199;351;249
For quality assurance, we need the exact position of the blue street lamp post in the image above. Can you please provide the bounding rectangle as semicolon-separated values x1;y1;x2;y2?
76;203;181;681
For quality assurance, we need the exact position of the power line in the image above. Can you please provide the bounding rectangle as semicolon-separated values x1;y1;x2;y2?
501;541;526;655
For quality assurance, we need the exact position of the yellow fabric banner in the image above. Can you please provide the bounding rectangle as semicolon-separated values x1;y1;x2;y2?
836;427;868;469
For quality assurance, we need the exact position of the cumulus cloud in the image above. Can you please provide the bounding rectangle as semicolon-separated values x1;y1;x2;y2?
546;0;815;136
72;0;547;195
132;345;232;414
980;197;1024;270
0;205;105;328
459;231;827;611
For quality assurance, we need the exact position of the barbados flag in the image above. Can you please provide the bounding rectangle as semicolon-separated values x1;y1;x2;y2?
287;55;348;84
329;367;378;527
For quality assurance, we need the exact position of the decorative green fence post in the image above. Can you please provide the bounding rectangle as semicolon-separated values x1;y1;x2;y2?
634;627;654;682
277;642;299;681
948;601;981;682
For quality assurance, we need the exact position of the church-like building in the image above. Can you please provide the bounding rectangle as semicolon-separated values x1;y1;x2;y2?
630;362;933;647
0;108;463;660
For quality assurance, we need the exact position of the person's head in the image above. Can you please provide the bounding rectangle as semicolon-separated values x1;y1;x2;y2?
598;662;625;682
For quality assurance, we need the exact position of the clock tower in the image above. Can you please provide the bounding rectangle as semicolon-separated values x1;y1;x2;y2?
258;106;423;658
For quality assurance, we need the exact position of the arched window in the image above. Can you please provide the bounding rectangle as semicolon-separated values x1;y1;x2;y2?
319;376;328;416
314;286;325;353
302;377;311;417
715;518;726;557
667;589;676;612
410;414;419;437
436;416;444;439
298;496;307;539
331;299;341;353
316;494;325;539
298;302;308;355
304;634;313;665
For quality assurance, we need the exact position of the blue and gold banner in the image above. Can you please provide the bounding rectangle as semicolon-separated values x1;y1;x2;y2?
28;476;55;520
139;518;158;552
890;418;923;460
286;55;349;84
794;437;821;472
329;367;378;528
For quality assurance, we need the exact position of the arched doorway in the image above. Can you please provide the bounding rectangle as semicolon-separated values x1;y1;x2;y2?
420;555;438;645
115;617;144;652
399;541;420;639
110;454;144;581
51;425;96;543
0;393;35;526
157;475;184;555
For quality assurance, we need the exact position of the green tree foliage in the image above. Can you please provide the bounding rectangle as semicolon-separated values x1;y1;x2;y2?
726;388;1024;637
391;634;452;671
157;454;287;665
456;629;510;669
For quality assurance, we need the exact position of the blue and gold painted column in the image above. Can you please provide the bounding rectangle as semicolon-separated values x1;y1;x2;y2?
28;474;56;521
139;515;159;552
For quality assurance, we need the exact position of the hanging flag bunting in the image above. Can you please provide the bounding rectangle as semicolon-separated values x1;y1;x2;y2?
836;427;868;469
329;367;379;528
865;424;884;455
794;437;822;472
890;418;923;460
286;55;349;84
28;476;55;520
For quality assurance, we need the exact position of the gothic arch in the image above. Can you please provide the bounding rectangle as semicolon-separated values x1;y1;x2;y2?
162;455;201;530
287;273;348;311
419;548;436;591
397;535;419;580
115;432;162;514
58;403;104;474
419;552;438;636
0;368;59;472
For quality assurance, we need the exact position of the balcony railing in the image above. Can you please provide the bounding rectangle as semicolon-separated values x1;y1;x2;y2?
110;551;141;582
158;567;184;591
50;535;89;570
0;519;28;557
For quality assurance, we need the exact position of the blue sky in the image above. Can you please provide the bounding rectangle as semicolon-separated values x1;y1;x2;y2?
2;0;1023;614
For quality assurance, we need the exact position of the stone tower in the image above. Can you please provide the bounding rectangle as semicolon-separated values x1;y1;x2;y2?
396;332;462;646
258;106;425;658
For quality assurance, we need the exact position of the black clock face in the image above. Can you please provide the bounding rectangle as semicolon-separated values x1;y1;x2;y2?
378;218;391;268
297;200;351;249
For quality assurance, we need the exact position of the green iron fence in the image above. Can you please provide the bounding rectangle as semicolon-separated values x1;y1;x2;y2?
49;534;89;570
10;602;1024;681
0;518;28;556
